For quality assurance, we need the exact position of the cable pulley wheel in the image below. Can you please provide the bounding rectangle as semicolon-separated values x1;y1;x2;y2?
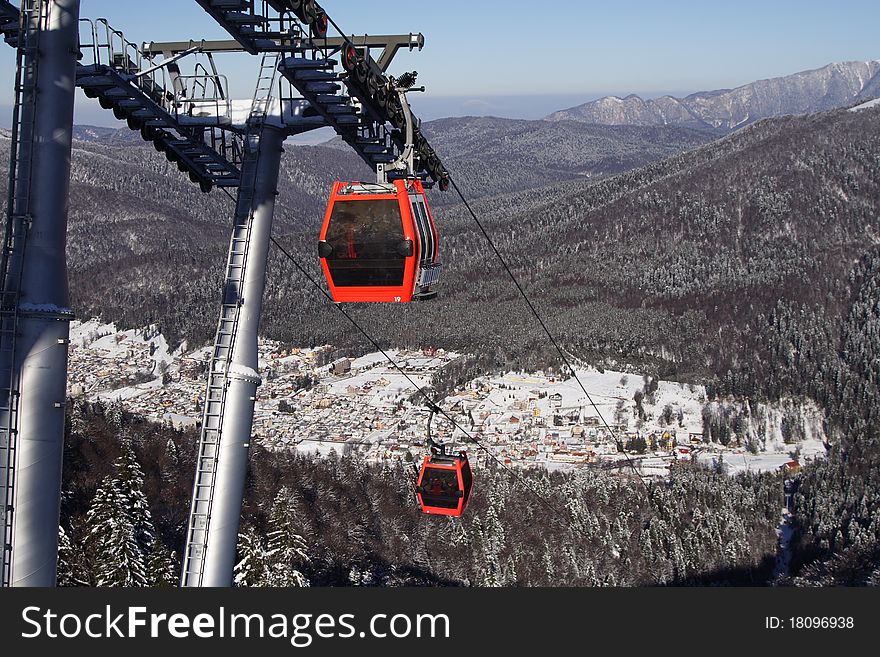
300;0;319;24
367;71;382;98
390;106;406;130
341;43;359;72
375;84;388;109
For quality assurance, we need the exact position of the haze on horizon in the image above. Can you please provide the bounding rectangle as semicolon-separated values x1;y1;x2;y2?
1;0;879;127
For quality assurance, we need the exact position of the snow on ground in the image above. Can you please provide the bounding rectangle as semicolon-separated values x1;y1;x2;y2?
714;452;792;475
73;320;170;367
351;351;398;370
706;436;826;475
94;377;162;402
66;319;827;477
291;439;349;458
850;97;880;112
69;318;113;345
148;333;173;371
486;366;706;435
324;351;457;408
162;413;199;429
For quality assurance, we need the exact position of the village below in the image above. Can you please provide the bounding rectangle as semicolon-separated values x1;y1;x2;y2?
67;319;827;480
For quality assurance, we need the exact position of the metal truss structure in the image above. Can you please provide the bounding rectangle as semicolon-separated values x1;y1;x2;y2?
0;0;448;587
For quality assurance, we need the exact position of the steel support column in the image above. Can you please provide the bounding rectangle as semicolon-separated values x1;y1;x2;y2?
0;0;80;587
182;126;284;587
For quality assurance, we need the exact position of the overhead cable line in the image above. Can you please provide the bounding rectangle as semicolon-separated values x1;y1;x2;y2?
269;235;571;519
446;178;646;486
216;187;572;520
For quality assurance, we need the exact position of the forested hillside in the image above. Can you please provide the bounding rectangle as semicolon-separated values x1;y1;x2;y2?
403;116;714;202
5;107;880;587
5;108;879;427
58;401;783;587
0;116;717;351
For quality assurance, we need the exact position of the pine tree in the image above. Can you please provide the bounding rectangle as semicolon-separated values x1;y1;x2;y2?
114;445;155;555
264;488;310;587
56;525;88;587
85;476;148;587
80;445;166;586
234;526;269;587
476;506;507;586
146;539;178;587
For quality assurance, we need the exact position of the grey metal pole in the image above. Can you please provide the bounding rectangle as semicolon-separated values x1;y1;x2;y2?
2;0;79;587
183;126;284;587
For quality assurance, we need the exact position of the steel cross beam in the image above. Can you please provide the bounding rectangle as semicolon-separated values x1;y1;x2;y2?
142;34;425;72
184;0;448;186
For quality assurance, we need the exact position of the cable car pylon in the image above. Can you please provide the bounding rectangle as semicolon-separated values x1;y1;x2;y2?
180;53;284;588
177;2;451;586
0;0;80;587
0;0;452;587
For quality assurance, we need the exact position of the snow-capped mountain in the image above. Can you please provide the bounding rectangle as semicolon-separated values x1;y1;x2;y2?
546;60;880;131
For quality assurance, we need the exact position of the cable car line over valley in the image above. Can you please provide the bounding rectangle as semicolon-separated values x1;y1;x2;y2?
0;0;642;588
265;233;574;522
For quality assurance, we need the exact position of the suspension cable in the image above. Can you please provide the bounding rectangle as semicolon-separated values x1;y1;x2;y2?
447;177;646;485
217;187;571;519
270;236;570;519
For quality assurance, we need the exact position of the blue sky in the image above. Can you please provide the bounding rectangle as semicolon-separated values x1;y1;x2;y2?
1;0;879;126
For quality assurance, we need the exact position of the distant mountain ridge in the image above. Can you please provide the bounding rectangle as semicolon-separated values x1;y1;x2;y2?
324;115;715;202
546;60;880;131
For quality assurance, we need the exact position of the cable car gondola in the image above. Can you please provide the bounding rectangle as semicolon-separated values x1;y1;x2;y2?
416;451;472;517
415;405;472;517
318;178;441;302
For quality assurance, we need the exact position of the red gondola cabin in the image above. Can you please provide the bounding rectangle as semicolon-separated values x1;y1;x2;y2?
416;452;473;517
318;179;440;302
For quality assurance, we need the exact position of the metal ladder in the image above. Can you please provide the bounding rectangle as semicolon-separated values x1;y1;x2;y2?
0;0;40;588
180;52;279;587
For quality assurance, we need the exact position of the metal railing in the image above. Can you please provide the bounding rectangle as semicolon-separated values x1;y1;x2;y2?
176;73;232;126
78;18;233;127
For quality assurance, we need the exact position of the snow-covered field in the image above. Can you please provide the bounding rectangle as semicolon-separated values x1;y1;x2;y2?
485;367;706;435
65;319;827;476
850;97;880;112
